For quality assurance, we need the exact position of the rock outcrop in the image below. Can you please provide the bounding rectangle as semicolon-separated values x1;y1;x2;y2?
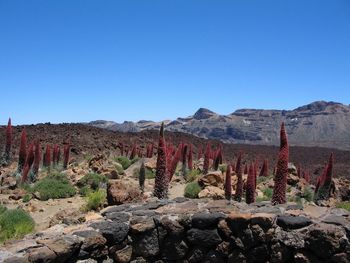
1;199;349;263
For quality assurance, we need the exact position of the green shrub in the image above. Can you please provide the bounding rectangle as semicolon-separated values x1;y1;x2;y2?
131;157;140;165
186;169;201;183
256;176;269;185
184;182;202;199
84;189;106;211
145;168;155;179
336;201;350;212
262;187;273;199
115;165;124;175
0;205;6;215
0;208;35;243
256;196;270;202
79;186;91;197
302;186;314;202
219;164;227;174
22;194;32;203
115;156;131;170
32;173;76;201
77;173;107;190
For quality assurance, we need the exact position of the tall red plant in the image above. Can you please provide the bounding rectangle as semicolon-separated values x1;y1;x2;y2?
129;144;137;160
203;143;211;174
234;152;243;201
18;128;27;171
214;146;223;170
21;163;30;183
314;153;334;201
63;143;71;169
154;123;168;199
32;140;41;177
259;159;269;177
225;165;232;201
26;143;35;168
3;118;12;163
167;143;183;182
246;164;256;204
188;144;193;170
44;145;51;167
271;123;289;205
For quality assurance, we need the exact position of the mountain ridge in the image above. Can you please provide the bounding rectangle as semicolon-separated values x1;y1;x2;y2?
88;101;350;150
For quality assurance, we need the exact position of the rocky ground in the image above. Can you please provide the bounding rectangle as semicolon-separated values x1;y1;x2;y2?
1;123;350;181
1;198;349;262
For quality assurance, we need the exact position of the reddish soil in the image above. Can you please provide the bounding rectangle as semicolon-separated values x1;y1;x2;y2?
0;123;349;182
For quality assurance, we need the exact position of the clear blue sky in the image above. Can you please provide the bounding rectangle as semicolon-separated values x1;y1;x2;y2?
0;0;349;125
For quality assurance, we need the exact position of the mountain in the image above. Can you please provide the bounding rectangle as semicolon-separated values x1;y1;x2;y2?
88;101;350;150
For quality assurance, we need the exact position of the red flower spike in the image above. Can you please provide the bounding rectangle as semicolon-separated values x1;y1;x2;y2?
154;123;168;199
271;122;289;205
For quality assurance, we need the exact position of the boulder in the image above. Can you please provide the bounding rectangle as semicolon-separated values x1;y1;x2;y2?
187;228;222;248
198;171;224;188
306;223;349;259
277;216;312;230
107;180;142;206
198;186;225;200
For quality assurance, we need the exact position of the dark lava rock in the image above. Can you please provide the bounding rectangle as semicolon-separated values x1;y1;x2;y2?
132;228;160;258
187;246;208;263
192;212;226;229
277;216;312;230
105;212;130;223
73;230;107;259
187;228;222;248
90;221;129;245
161;238;188;261
36;236;82;263
306;223;348;259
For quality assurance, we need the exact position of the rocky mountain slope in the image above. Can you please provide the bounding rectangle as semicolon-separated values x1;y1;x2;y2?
89;101;350;150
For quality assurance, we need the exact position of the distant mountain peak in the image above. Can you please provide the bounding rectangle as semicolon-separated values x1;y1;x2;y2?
294;101;346;112
193;108;217;120
88;101;350;150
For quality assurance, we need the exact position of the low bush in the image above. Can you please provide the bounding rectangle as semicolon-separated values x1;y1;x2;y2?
79;186;91;197
115;164;124;175
84;189;106;211
22;194;32;203
0;207;35;243
256;176;270;184
77;173;107;190
184;182;202;199
32;173;76;201
186;169;201;183
219;164;227;174
131;157;140;165
256;196;270;202
302;186;314;202
262;187;273;199
336;201;350;212
115;156;131;170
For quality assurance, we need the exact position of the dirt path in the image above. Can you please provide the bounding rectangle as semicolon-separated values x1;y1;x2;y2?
169;183;186;199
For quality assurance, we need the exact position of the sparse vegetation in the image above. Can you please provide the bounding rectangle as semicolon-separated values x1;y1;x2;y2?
219;164;227;174
31;172;76;201
0;206;35;243
302;186;314;202
77;173;107;191
262;187;273;199
336;201;350;212
186;169;201;183
22;194;32;203
84;189;106;211
115;156;131;170
184;181;202;199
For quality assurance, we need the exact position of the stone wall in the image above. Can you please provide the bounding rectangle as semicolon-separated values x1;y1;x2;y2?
1;198;350;263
